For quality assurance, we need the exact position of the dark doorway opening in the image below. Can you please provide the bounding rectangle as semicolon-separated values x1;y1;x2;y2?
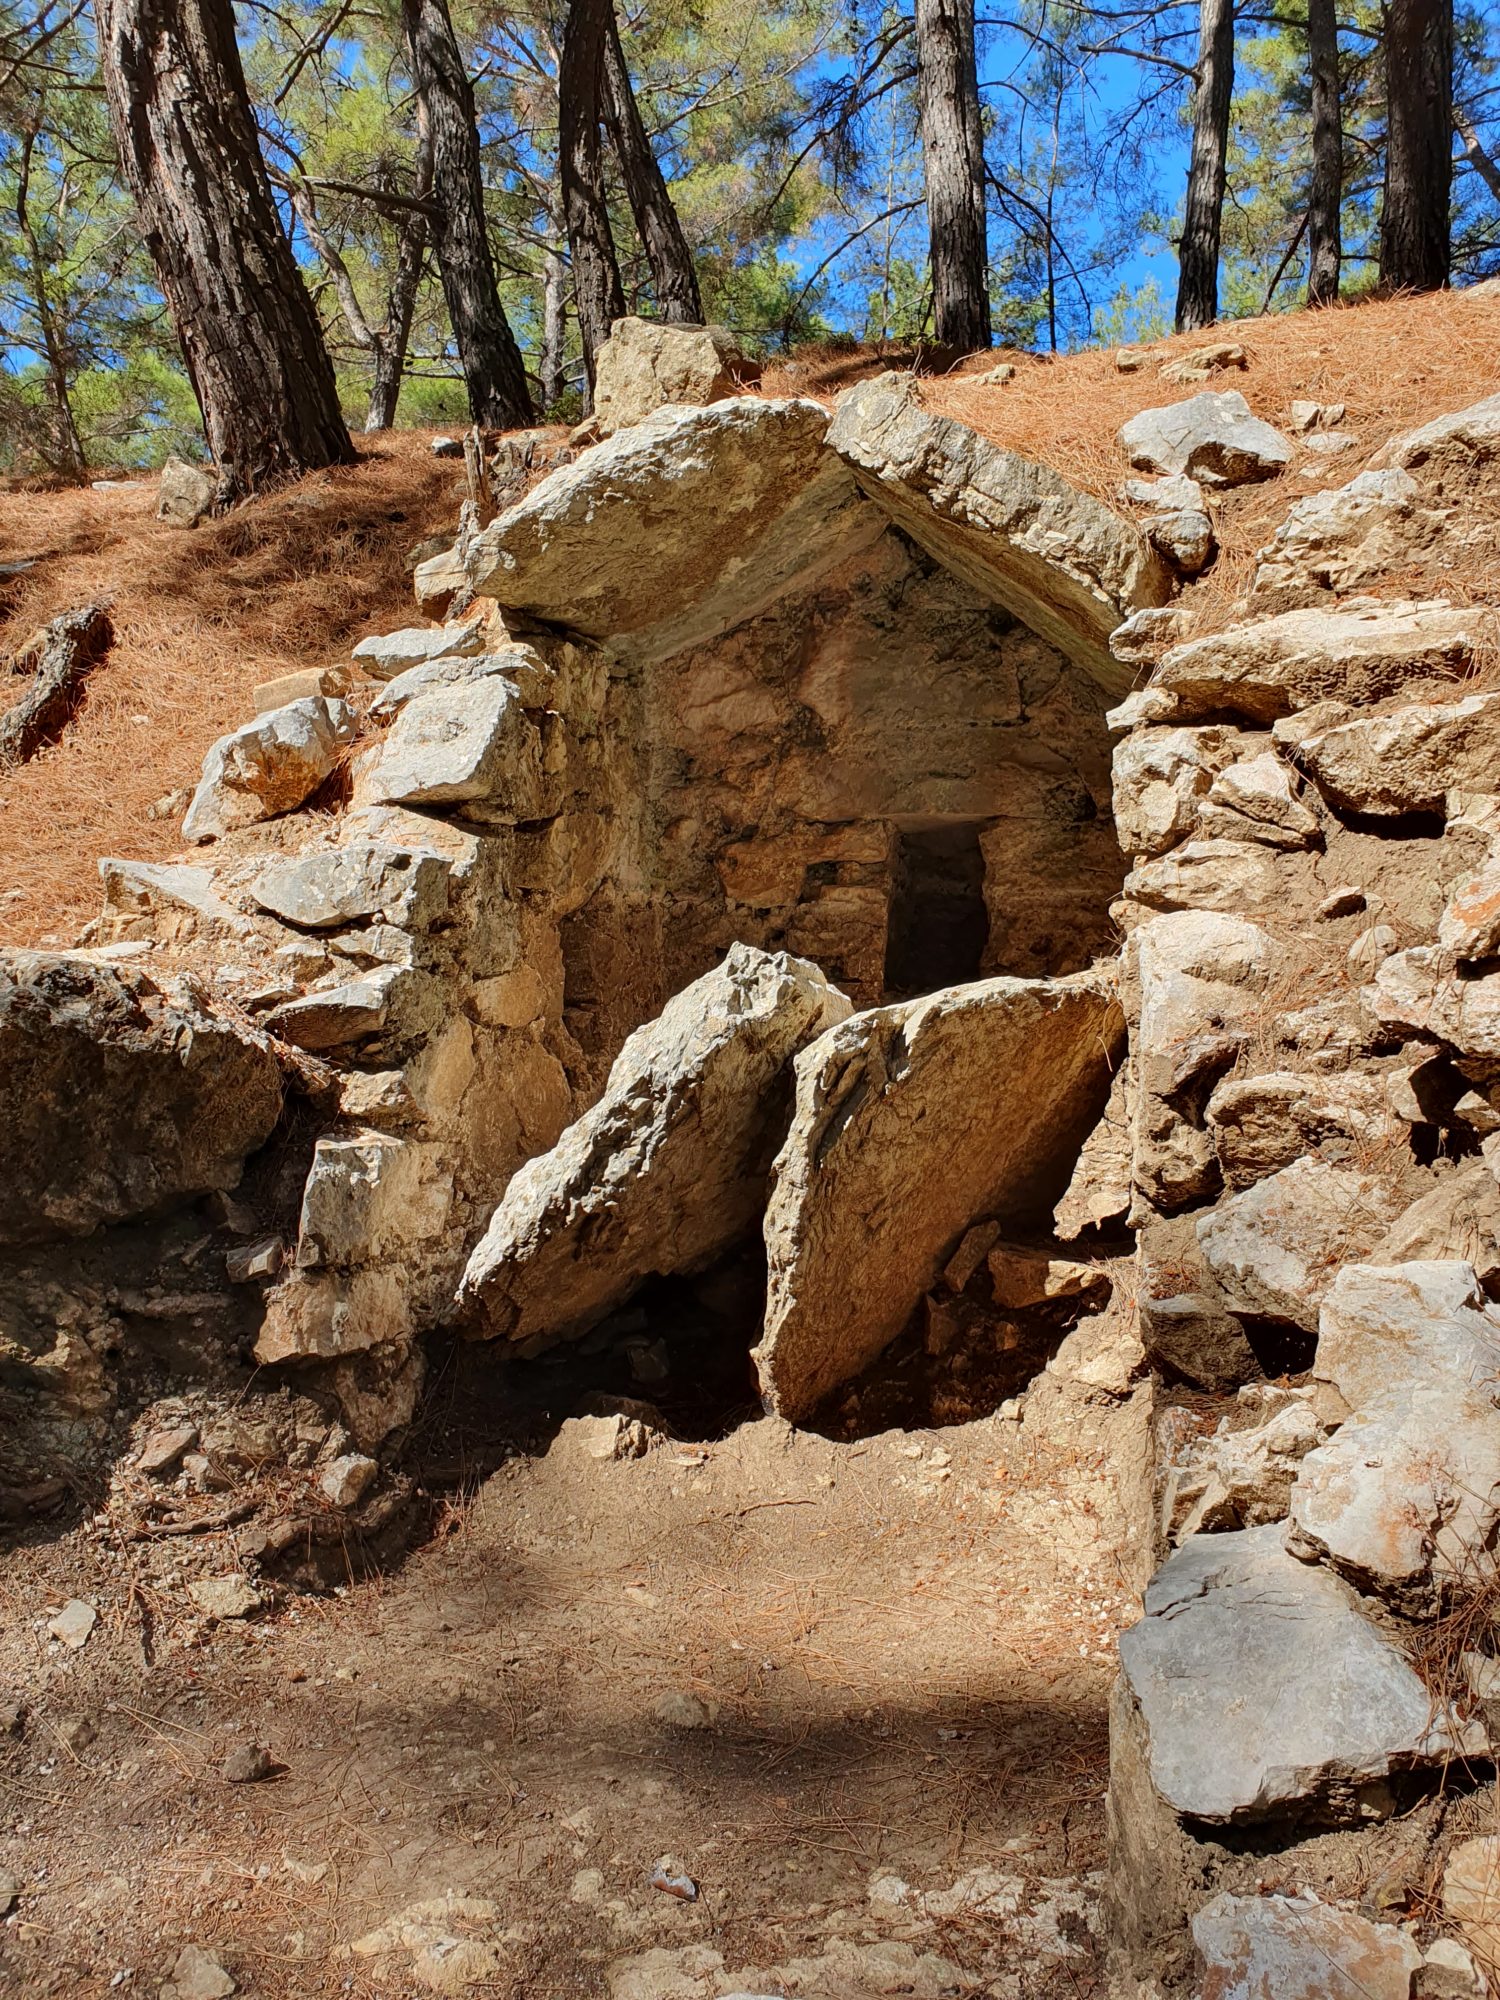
883;822;990;997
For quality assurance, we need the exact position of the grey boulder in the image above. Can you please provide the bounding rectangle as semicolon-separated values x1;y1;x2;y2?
1118;390;1292;487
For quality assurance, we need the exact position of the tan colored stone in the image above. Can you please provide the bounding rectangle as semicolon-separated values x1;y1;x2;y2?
1281;691;1500;817
254;665;351;711
1196;1158;1400;1333
182;697;356;843
592;318;758;434
755;969;1124;1420
827;371;1169;690
1446;1837;1500;1968
1193;1893;1421;2000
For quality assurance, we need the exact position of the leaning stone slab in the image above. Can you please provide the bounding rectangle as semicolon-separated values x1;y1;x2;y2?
252;840;451;932
460;944;851;1351
351;621;485;681
366;677;547;819
828;371;1170;690
1149;601;1489;722
1191;1892;1421;2000
754;969;1124;1421
1118;390;1292;487
466;398;881;663
593;317;759;434
1117;1525;1485;1825
0;951;282;1244
183;697;355;843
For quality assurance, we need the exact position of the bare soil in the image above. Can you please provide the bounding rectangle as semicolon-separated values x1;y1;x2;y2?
0;1339;1145;2000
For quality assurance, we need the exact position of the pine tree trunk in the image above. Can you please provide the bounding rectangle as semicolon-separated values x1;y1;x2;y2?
365;121;434;432
540;237;569;409
95;0;354;500
914;0;990;351
1306;0;1342;304
560;0;627;396
401;0;533;427
600;4;702;324
1175;0;1234;331
1379;0;1452;292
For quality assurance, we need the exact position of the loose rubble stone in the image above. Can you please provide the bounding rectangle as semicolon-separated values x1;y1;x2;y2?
1196;1158;1398;1333
187;1574;263;1621
1250;469;1435;610
1149;601;1490;722
1124;837;1280;914
592;317;758;433
182;697;356;843
1375;1160;1500;1282
253;840;451;931
1278;691;1500;817
1203;751;1321;847
467;397;879;664
320;1452;379;1507
221;1741;273;1784
157;455;216;526
1117;1526;1485;1824
1137;1212;1260;1389
262;966;415;1051
1394;389;1500;487
1419;1937;1488;2000
366;677;548;818
1109;606;1190;667
1191;1892;1422;2000
985;1243;1103;1309
1118;390;1293;486
48;1599;96;1649
461;945;850;1350
225;1235;283;1284
0;1873;16;1916
350;621;485;680
1165;1393;1326;1539
161;1944;236;2000
137;1424;199;1476
99;858;249;937
254;664;350;711
756;969;1123;1420
0;953;282;1243
1365;947;1500;1065
829;371;1170;688
1111;725;1244;856
1054;1058;1133;1239
1440;854;1500;959
1444;1837;1500;1967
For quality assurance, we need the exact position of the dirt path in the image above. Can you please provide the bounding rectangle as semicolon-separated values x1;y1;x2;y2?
0;1358;1146;2000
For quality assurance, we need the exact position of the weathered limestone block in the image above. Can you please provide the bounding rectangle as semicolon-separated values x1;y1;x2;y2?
182;697;355;843
828;372;1171;690
350;621;485;680
1195;1158;1400;1333
1200;750;1321;847
1138;1211;1261;1389
592;318;758;434
263;964;434;1052
460;945;851;1351
1365;947;1500;1064
1394;390;1500;491
253;840;451;931
295;1134;451;1269
1124;837;1281;914
1444;1835;1500;1968
1111;725;1245;856
1054;1057;1133;1239
1129;911;1278;1211
754;969;1124;1420
254;1266;411;1366
1118;390;1292;486
1375;1160;1500;1283
1117;1525;1485;1825
99;858;250;940
368;645;558;722
366;678;549;818
1287;1382;1500;1614
1165;1394;1326;1539
1250;469;1438;610
466;398;881;662
1310;1259;1500;1418
1205;1070;1396;1188
1440;853;1500;959
1149;602;1490;722
157;454;215;525
1191;1893;1421;2000
0;952;282;1244
1278;692;1500;817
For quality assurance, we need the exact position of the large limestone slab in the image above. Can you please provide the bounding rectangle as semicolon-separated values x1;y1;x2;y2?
1191;1893;1421;2000
1311;1259;1500;1416
0;951;282;1244
828;372;1170;691
1277;691;1500;817
465;398;881;663
182;697;355;843
1149;601;1490;722
252;840;451;931
460;945;851;1351
1117;1525;1484;1825
1118;390;1292;486
593;318;758;434
754;970;1124;1421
